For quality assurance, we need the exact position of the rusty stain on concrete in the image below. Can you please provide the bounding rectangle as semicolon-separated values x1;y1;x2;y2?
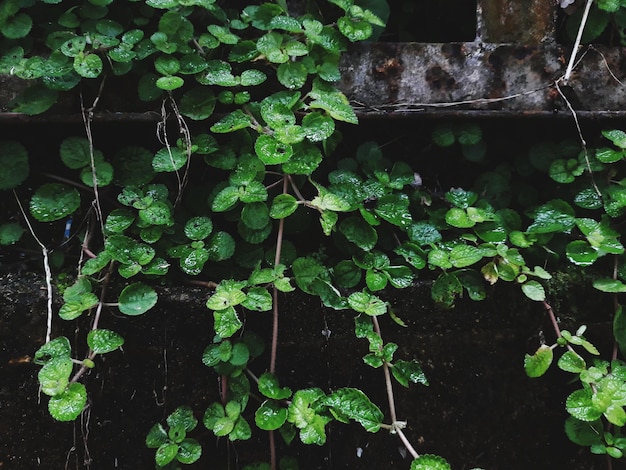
481;0;555;44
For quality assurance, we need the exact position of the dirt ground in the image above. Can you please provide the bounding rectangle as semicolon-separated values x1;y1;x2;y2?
0;269;622;470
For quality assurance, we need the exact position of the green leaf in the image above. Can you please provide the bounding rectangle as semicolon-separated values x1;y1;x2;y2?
277;61;308;90
391;360;428;388
12;84;58;115
567;388;603;422
566;240;598;266
74;53;102;78
177;438;202;464
445;208;474;228
34;337;71;365
155;442;179;467
167;406;198;432
270;194;298;219
58;292;99;320
152;147;187;172
0;141;28;190
282;141;322;174
558;350;586;373
603;129;626;148
241;287;272;312
338;15;372;42
373;193;412;228
564;417;603;446
445;188;477;208
255;400;288;431
38;356;72;396
80;160;113;187
206;232;236;261
339;216;377;251
302;112;335;142
595;147;624;163
207;285;247;310
348;291;387;316
323;388;383;432
614;306;626;357
524;344;553;378
594;279;626;293
549;158;583;183
521;280;546;301
255;135;293;165
308;79;357;124
527;199;576;233
29;184;80;222
431;273;463;308
410;455;451;470
212;186;240;212
408;222;442;245
0;222;24;245
213;306;242;338
241;202;270;230
184;217;213;241
146;423;168;448
364;269;386;291
258;372;292;400
48;382;87;421
449;245;482;268
87;329;124;354
59;137;92;169
211;110;252;133
180;87;216;120
240;69;267;86
118;282;157;315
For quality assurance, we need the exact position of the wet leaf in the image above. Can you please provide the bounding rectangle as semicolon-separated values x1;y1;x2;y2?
324;388;383;432
30;183;80;222
391;360;428;388
38;356;72;396
177;438;202;464
348;291;386;316
524;344;553;378
558;350;586;373
155;442;178;466
566;240;598;266
184;216;213;241
255;400;288;430
410;454;451;470
48;382;87;421
567;388;603;421
167;406;198;432
521;280;546;301
152;147;187;172
213;306;242;338
87;329;124;354
118;282;157;315
255;134;293;164
258;372;292;400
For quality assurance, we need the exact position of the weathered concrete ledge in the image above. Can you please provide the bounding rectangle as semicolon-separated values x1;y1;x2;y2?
1;42;626;121
338;42;626;116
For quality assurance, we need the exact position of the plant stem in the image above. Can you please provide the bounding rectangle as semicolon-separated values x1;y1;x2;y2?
372;316;398;424
396;428;419;459
543;301;562;338
563;0;593;84
13;190;53;344
270;176;288;375
268;176;289;470
371;315;420;459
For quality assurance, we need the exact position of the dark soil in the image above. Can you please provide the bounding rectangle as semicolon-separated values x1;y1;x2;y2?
0;270;622;470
